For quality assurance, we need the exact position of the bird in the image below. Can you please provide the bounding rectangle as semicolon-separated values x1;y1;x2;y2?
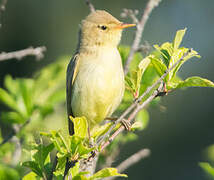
66;10;135;135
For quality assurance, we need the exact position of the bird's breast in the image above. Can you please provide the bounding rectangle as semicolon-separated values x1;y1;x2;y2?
71;47;124;127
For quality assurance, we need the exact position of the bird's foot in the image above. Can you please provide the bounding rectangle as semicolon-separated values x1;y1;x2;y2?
105;117;131;131
121;119;132;131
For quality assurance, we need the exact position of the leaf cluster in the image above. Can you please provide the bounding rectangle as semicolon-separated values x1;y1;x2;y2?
22;117;127;180
0;58;67;125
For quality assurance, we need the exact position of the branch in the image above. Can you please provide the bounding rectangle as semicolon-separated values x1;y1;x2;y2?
11;136;22;166
0;0;7;28
0;46;46;62
117;148;150;172
99;48;193;150
137;41;151;55
123;0;162;74
121;9;139;24
0;119;30;147
108;149;150;180
85;0;95;12
100;149;120;169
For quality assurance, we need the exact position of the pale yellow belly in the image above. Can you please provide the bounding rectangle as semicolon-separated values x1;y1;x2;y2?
71;50;124;127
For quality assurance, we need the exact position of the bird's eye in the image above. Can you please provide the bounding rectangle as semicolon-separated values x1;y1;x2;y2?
99;25;107;30
101;25;107;30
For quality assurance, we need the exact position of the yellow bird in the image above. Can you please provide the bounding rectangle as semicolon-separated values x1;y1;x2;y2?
66;10;135;135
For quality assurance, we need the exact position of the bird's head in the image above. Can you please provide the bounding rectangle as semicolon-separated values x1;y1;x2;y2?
80;10;135;49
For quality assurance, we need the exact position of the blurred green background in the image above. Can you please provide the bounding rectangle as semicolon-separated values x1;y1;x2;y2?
0;0;213;179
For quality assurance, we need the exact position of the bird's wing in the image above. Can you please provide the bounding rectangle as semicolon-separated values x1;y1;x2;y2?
66;54;80;135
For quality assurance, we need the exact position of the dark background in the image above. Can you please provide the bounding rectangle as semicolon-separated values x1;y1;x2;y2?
0;0;214;179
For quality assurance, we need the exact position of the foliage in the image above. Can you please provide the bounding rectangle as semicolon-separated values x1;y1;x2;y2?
0;29;213;179
22;117;126;180
0;163;20;180
199;145;214;179
0;57;68;179
125;28;213;97
0;58;67;127
199;162;214;179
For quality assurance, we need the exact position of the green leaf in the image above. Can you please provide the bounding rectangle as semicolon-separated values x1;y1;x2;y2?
70;116;88;138
70;135;93;159
169;48;200;80
154;42;173;67
73;175;88;180
150;56;167;79
138;56;151;72
137;56;151;87
38;104;54;118
91;122;112;141
18;79;34;116
33;57;67;106
45;131;69;154
44;161;52;179
140;64;159;94
199;162;214;178
4;75;18;95
1;111;24;124
22;172;39;180
22;143;54;178
56;131;70;153
89;168;127;180
54;154;67;176
0;164;20;180
22;161;43;177
32;143;54;169
153;29;201;82
70;162;80;177
125;56;150;98
173;28;186;49
204;145;214;162
118;46;130;65
46;89;65;104
171;76;214;89
0;88;19;111
125;76;136;94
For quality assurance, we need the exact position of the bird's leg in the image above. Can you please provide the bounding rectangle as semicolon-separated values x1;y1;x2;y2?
105;117;132;131
156;83;169;97
105;117;117;121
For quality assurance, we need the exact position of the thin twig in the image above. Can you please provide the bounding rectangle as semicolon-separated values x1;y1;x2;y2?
0;46;46;62
99;48;192;150
107;149;150;180
0;119;30;147
100;83;162;151
117;148;150;172
0;0;7;28
124;0;162;74
121;9;139;24
100;149;120;169
137;41;151;55
85;0;95;12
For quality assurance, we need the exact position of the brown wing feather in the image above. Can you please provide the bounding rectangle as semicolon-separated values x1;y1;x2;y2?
66;54;79;135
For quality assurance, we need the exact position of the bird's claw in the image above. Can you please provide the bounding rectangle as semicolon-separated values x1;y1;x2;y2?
121;119;132;131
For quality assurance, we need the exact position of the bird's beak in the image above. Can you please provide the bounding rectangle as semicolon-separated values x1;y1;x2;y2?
115;23;136;29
